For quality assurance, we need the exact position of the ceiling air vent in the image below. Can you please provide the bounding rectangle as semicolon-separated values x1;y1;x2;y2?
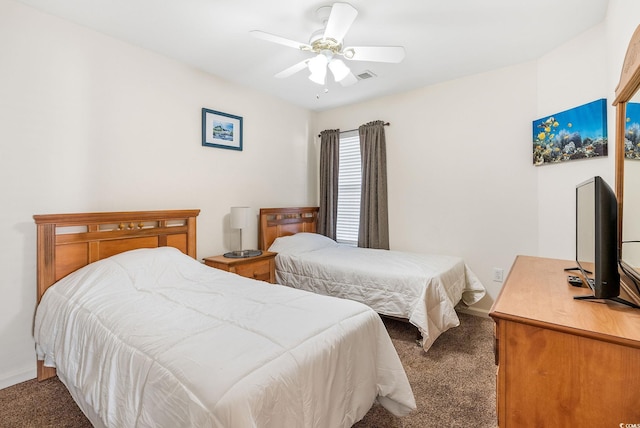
356;70;377;80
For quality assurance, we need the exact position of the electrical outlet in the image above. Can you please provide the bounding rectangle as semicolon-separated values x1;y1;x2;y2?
492;268;504;282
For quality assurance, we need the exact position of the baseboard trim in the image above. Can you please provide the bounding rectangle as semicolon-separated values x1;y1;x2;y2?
0;367;36;390
457;305;491;318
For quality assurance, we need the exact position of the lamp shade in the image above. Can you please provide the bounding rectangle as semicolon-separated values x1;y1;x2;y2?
230;206;249;229
308;54;328;85
308;53;328;74
328;58;350;82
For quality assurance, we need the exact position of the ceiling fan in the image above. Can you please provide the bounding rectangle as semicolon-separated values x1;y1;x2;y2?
250;2;406;87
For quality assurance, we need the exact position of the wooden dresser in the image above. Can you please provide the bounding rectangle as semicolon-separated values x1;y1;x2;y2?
489;255;640;427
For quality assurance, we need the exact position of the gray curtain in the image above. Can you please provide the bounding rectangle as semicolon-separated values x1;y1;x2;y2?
318;129;340;239
358;121;389;249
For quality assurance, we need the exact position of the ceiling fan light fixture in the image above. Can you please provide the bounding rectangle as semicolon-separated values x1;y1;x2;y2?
308;54;328;85
308;53;328;74
309;70;326;85
252;2;405;88
328;58;350;82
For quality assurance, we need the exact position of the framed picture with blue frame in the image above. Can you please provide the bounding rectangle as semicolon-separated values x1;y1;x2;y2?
532;98;607;166
202;108;243;151
625;102;640;159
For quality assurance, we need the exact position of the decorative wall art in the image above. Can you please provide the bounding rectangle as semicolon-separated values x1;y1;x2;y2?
532;98;607;166
202;108;243;151
625;102;640;159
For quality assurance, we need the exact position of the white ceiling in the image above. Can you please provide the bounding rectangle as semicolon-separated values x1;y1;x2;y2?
16;0;609;111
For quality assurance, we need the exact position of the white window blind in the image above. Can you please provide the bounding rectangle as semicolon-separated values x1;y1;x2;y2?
336;130;361;246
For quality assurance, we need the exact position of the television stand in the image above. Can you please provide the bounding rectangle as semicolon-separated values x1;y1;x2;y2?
490;256;640;426
573;294;640;309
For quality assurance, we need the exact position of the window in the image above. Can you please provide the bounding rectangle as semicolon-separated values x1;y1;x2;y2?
336;130;361;246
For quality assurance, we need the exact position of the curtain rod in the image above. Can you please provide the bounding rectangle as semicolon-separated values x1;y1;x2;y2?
317;122;390;138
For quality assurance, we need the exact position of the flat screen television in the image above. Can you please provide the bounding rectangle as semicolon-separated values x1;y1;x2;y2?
575;176;638;308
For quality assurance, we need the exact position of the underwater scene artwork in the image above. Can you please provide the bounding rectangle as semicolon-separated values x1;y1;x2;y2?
625;102;640;159
532;98;607;166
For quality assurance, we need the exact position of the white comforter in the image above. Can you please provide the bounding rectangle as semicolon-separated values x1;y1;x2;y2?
269;233;486;351
34;247;415;428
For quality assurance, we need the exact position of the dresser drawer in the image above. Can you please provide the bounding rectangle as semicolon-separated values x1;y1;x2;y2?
236;259;272;281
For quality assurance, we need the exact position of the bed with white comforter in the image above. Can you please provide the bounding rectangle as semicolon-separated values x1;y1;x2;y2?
268;233;486;351
34;247;415;428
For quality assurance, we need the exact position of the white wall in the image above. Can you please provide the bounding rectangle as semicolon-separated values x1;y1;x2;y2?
314;0;640;315
0;0;314;388
315;62;540;314
537;0;640;261
536;0;640;258
535;24;611;260
607;1;640;82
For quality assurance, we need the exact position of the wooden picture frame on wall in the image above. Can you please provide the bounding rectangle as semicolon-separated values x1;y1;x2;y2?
202;108;243;151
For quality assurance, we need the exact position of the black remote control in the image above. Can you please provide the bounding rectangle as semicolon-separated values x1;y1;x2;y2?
567;275;583;287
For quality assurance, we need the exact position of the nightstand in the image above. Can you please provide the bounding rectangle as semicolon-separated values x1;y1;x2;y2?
203;251;276;283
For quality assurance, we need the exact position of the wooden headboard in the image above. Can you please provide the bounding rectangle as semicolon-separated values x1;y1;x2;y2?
259;207;319;250
33;209;200;380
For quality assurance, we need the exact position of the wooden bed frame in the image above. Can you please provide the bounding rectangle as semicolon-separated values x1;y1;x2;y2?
33;209;200;380
258;207;319;250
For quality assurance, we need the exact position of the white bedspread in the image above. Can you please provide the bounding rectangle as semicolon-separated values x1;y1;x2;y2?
34;247;415;428
269;233;486;351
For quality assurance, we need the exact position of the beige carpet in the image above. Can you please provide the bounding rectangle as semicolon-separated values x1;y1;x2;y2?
0;312;496;428
356;312;496;427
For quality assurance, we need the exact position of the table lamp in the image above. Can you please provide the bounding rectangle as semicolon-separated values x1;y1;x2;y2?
224;206;262;258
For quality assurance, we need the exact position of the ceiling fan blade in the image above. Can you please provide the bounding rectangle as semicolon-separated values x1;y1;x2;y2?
274;59;309;78
250;30;311;51
323;2;358;43
339;72;358;87
343;46;406;63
